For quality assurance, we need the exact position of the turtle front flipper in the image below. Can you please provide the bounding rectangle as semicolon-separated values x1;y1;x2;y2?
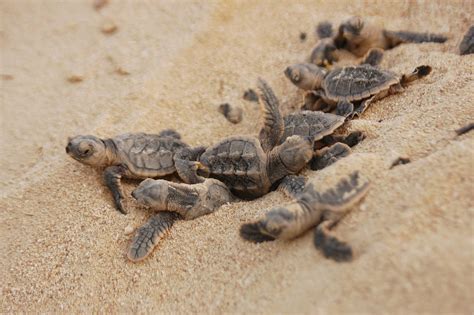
335;100;354;118
455;122;474;136
313;220;353;262
127;212;178;262
383;30;447;49
174;146;207;184
459;26;474;55
278;175;307;199
311;143;351;171
360;48;384;66
352;96;375;117
257;79;284;152
103;165;130;214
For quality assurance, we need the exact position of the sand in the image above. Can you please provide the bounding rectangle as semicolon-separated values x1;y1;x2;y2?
1;0;473;313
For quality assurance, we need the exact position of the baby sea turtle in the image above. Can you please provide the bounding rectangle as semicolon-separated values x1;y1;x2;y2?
66;129;189;214
174;79;314;199
285;59;432;117
459;25;474;55
281;110;364;170
240;171;370;262
334;16;447;57
127;178;233;261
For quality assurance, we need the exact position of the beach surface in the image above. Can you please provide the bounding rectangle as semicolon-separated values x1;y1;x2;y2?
1;0;473;313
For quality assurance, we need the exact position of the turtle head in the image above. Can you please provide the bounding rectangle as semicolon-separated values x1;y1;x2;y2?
277;135;313;174
310;39;338;67
284;63;327;90
131;178;168;208
240;203;301;242
66;135;109;167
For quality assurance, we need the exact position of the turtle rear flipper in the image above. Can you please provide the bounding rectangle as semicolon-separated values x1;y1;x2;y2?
313;220;353;262
127;212;178;262
257;78;284;152
278;175;307;198
383;30;447;48
174;146;207;184
400;65;432;87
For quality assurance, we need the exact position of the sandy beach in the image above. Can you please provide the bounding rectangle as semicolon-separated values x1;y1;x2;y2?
1;0;473;313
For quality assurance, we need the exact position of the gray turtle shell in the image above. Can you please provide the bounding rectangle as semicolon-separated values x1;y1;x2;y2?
199;136;269;199
281;111;345;144
322;65;399;102
114;133;188;177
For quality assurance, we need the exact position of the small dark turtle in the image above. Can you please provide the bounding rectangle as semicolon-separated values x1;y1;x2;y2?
281;109;364;170
66;129;188;214
218;103;243;124
174;79;314;199
334;16;447;57
128;178;233;262
285;60;432;117
240;171;370;262
459;25;474;55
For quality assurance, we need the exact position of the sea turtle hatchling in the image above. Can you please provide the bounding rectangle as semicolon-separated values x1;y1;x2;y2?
127;178;233;262
285;59;432;117
66;129;189;214
333;16;447;58
174;79;315;199
240;171;370;262
309;22;384;68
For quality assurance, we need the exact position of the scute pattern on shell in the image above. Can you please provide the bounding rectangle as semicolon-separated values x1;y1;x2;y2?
115;133;188;176
281;111;345;143
323;65;398;101
200;137;266;198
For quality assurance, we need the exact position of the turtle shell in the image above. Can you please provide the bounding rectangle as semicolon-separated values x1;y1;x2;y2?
281;111;345;144
322;65;399;102
199;136;269;199
114;133;188;177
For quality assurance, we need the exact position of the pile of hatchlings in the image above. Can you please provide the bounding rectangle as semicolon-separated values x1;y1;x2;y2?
66;17;474;263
